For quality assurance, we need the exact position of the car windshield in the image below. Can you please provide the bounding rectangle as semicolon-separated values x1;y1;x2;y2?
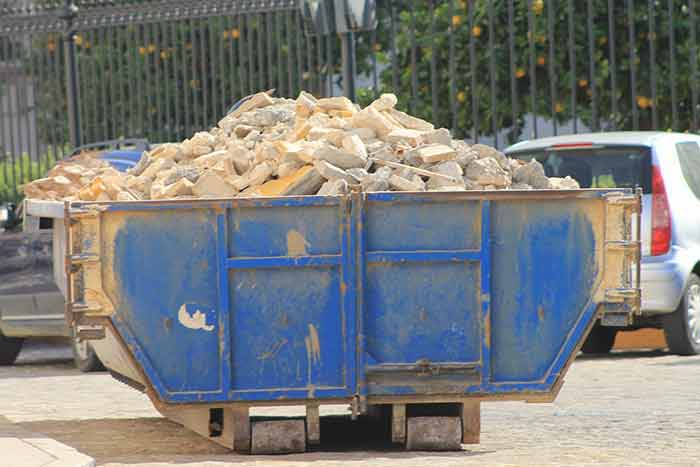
508;146;652;192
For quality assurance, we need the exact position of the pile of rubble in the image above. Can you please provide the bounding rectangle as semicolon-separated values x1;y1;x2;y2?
24;91;578;201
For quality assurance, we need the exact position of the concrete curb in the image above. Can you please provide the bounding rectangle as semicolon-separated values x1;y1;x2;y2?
0;416;95;467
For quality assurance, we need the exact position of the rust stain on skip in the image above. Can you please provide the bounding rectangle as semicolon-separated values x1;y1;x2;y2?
257;338;288;360
304;323;321;384
286;229;309;257
304;324;321;368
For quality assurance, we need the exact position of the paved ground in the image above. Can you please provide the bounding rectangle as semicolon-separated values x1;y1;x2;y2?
1;340;698;467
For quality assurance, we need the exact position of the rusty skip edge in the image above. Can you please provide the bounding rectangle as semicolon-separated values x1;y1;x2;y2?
27;188;635;214
61;188;639;410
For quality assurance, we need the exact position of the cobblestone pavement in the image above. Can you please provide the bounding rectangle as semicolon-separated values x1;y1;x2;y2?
1;340;698;467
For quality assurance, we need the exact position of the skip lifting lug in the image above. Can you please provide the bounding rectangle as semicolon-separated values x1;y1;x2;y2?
602;191;642;211
64;202;108;340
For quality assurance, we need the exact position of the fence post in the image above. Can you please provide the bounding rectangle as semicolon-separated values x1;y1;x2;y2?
339;31;357;101
61;0;82;148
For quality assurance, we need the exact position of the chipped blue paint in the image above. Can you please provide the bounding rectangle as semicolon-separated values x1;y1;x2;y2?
112;210;223;396
99;191;617;404
489;200;597;383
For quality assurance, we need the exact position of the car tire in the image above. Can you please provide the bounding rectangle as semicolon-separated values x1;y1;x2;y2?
0;331;23;365
581;324;617;354
663;273;700;356
71;334;105;372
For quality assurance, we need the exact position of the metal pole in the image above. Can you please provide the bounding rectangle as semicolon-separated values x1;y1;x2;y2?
339;31;356;101
61;0;81;148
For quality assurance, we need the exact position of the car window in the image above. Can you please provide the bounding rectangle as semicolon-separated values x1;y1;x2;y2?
676;142;700;200
508;146;652;192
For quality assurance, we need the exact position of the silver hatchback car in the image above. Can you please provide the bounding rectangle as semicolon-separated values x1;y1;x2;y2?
506;132;700;355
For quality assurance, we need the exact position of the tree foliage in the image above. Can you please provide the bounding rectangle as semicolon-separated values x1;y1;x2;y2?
357;0;699;142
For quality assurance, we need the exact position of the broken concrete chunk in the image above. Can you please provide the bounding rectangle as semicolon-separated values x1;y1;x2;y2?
193;150;228;169
327;109;355;119
341;134;368;159
243;129;262;142
351;106;396;138
129;153;151;177
190;131;217;148
427;161;467;190
385;108;434;131
465;158;511;187
239;107;294;128
116;191;138;201
512;159;552;189
188;144;212;158
288;121;312;142
408;144;457;164
192;171;237;197
233;125;256;138
256;165;324;196
314;160;359;184
254;142;281;165
432;160;464;178
549;176;580;189
57;164;88;181
386;128;424;146
347;168;370;181
368;93;398;112
314;145;367;170
100;175;126;198
277;160;305;178
141;158;175;180
126;174;152;195
454;141;479;168
227;145;253;174
317;96;356;113
472;143;510;171
296;91;317;117
317;178;349;196
153;178;194;199
371;145;400;163
421;128;452;146
389;174;425;192
284;166;324;196
24;175;76;200
309;126;343;143
347;127;376;142
361;171;391;192
247;161;274;187
463;178;484;190
229;91;274;118
155;143;184;161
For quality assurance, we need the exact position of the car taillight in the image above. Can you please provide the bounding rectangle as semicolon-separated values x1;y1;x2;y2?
651;165;671;256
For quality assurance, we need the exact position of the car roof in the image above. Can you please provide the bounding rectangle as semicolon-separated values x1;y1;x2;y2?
504;131;700;153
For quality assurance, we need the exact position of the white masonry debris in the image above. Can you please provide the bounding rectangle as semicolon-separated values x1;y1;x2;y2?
24;92;579;201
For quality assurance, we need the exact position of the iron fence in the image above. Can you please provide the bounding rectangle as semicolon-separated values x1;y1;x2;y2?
2;0;700;201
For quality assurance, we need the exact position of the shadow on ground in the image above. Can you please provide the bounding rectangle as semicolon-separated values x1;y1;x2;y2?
576;349;670;361
18;416;487;464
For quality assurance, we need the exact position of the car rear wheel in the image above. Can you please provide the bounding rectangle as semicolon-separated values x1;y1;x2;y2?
0;331;23;365
664;273;700;356
581;324;618;354
71;334;104;372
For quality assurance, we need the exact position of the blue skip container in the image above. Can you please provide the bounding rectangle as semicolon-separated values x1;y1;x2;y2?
28;188;640;452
